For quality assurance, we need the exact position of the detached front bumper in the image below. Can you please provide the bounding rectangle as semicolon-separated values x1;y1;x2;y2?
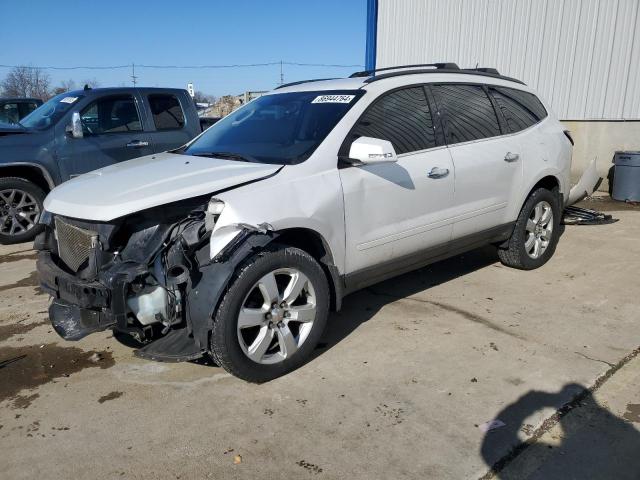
37;251;143;340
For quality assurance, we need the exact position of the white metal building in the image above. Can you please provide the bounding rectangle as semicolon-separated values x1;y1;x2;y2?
368;0;640;182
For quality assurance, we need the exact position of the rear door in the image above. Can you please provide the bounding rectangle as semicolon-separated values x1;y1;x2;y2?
143;93;195;153
431;84;523;239
340;85;455;279
57;93;153;180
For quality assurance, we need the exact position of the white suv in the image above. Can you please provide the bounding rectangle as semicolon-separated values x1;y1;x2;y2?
36;64;572;382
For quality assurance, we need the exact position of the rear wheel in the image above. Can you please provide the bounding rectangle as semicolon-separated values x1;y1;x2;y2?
210;245;329;382
497;187;561;270
0;177;45;245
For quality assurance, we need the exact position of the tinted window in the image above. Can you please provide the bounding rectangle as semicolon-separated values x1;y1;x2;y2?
19;102;40;119
149;94;185;130
80;95;142;135
0;103;19;124
347;87;435;155
491;87;547;132
431;84;501;144
184;90;363;165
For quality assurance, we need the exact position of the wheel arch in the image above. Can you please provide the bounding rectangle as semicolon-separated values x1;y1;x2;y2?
0;163;55;193
272;227;343;311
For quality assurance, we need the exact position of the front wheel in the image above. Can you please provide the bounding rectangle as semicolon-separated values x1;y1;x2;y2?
210;245;330;382
0;177;45;245
497;187;561;270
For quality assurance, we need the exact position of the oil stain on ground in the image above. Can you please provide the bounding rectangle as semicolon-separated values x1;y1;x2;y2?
0;271;44;295
623;404;640;423
0;343;114;408
0;320;48;342
98;391;123;404
0;250;37;264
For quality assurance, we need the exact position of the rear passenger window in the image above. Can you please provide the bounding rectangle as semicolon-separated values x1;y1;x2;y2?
148;94;185;130
431;84;501;144
348;86;435;155
490;87;547;133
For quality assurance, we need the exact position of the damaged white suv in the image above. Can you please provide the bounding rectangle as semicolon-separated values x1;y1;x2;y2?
37;64;572;382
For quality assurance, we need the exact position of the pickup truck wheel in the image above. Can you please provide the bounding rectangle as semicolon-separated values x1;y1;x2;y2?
210;245;329;383
497;187;561;270
0;177;45;245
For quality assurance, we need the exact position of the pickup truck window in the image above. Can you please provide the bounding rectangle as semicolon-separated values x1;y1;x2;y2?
148;94;185;130
184;90;364;165
80;95;142;135
20;93;84;130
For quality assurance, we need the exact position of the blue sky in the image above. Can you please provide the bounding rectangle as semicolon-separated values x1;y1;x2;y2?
1;0;366;96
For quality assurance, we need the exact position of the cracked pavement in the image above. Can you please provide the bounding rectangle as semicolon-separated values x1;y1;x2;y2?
1;199;639;479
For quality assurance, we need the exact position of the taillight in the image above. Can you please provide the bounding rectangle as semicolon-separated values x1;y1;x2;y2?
563;130;574;146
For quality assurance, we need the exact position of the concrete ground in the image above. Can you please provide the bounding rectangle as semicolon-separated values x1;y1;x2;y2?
1;197;639;479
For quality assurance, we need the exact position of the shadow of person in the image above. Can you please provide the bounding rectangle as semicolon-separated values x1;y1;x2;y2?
481;383;640;479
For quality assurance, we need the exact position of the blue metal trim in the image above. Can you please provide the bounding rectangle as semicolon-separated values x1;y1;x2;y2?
365;0;378;71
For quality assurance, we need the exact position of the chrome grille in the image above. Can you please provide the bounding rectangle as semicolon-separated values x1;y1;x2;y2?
54;217;97;272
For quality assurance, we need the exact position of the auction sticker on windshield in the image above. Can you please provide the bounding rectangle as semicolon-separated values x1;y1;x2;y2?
311;95;355;104
60;96;79;104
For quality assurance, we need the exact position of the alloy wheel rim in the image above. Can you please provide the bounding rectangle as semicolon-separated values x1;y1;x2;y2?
237;267;316;365
525;200;553;259
0;189;40;237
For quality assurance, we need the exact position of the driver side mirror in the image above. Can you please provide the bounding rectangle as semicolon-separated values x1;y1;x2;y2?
66;112;83;139
347;137;397;165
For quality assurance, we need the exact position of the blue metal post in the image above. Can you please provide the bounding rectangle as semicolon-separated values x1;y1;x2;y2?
365;0;378;71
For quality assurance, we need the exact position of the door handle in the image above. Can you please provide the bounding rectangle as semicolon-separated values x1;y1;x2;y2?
427;167;450;179
504;152;520;162
126;140;149;148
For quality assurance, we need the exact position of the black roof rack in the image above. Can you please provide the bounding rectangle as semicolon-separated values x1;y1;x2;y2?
275;78;338;90
363;67;525;85
350;63;459;78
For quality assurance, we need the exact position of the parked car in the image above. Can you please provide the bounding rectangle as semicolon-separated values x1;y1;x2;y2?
0;97;43;124
36;64;572;382
0;87;207;244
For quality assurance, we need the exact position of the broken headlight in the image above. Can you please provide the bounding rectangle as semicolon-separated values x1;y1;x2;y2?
205;198;225;231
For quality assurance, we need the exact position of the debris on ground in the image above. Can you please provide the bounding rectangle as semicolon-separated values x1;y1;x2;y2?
562;206;618;225
233;455;242;464
478;419;506;432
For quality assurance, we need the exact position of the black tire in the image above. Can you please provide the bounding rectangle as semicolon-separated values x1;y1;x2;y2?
0;177;45;245
497;187;561;270
210;245;330;383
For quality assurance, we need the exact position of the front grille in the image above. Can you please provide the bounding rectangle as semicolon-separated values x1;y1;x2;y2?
54;217;97;272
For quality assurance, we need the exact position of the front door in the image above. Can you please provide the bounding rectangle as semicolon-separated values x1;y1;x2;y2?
57;93;153;181
339;86;455;282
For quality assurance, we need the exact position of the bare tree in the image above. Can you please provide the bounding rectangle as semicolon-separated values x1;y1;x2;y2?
81;78;100;88
53;79;77;94
1;66;51;99
193;90;216;105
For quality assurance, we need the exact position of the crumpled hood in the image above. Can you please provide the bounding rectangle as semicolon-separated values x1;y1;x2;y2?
44;152;282;221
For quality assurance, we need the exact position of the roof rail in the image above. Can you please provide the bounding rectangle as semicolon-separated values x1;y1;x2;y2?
472;67;500;75
363;67;525;85
275;78;338;90
349;63;459;78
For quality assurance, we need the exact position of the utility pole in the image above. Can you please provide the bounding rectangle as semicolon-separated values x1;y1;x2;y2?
131;63;138;86
279;60;284;85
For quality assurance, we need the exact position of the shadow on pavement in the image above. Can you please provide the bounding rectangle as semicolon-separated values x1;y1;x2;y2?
314;245;500;359
480;383;640;480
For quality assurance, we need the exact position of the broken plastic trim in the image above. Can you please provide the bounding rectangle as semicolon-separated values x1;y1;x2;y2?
567;158;600;206
210;222;274;264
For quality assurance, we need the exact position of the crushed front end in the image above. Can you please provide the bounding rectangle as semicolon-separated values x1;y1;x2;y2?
36;197;274;362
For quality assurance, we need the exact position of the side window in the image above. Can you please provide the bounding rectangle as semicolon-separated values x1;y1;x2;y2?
0;103;20;124
347;86;435;155
148;94;185;130
80;95;142;135
490;87;547;133
431;84;501;144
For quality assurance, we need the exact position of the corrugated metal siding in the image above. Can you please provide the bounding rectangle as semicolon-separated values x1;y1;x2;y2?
376;0;640;120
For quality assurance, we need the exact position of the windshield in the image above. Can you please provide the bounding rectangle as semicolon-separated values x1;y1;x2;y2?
184;90;363;164
20;93;83;130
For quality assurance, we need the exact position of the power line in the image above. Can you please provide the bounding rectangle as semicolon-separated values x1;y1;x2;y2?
0;61;363;71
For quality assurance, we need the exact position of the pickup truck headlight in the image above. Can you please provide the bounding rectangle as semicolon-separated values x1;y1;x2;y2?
205;198;225;231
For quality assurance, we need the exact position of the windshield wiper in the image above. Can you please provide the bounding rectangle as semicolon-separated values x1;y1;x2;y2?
189;151;255;162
